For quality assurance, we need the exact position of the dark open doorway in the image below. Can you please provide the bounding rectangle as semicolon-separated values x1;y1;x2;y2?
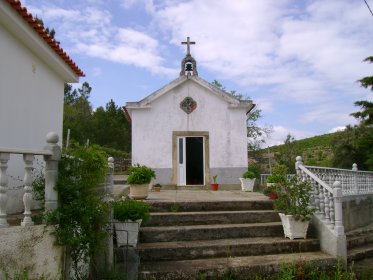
186;137;204;185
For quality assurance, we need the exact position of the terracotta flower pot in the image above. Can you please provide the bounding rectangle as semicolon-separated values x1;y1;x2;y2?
211;183;219;191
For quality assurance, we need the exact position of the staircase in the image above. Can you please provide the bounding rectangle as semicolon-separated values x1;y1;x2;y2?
138;198;335;279
347;222;373;262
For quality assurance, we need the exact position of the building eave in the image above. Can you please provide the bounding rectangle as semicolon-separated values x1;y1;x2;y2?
1;0;84;82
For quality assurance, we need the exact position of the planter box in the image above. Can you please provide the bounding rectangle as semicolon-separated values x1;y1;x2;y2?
279;213;310;240
129;183;149;200
240;178;256;192
114;220;141;247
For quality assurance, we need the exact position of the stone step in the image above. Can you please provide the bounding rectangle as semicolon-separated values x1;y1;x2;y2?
347;234;373;250
347;243;373;262
139;251;336;280
140;222;284;243
138;236;320;262
143;210;280;227
147;200;274;212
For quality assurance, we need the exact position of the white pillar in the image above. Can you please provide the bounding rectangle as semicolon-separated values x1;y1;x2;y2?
21;154;34;226
333;181;344;236
352;163;358;194
43;132;61;211
0;153;10;228
295;156;303;176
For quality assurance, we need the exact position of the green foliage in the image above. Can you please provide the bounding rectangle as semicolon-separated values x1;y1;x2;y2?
331;125;373;170
91;99;131;152
242;171;256;179
242;163;261;179
258;133;334;173
273;176;315;221
212;175;218;183
63;84;131;153
97;145;130;158
45;145;109;280
247;163;260;178
352;56;373;125
113;198;150;222
127;164;156;184
267;165;288;184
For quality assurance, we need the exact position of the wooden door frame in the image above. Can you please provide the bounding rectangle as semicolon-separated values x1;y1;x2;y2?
172;131;210;186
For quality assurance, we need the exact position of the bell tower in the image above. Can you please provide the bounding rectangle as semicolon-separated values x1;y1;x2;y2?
180;37;198;77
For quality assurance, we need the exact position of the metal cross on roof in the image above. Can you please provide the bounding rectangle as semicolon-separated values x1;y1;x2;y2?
181;37;195;56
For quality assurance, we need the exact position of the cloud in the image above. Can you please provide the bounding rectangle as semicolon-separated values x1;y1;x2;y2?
152;0;373;127
264;125;314;147
329;126;346;133
26;3;176;76
92;67;102;77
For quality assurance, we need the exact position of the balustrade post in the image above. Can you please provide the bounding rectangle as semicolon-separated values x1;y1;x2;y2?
43;132;61;212
295;156;303;176
0;153;10;228
352;163;358;195
106;157;114;194
333;181;344;236
22;154;34;226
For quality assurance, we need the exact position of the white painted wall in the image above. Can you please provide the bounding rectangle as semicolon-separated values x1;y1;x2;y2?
132;80;248;170
0;22;64;212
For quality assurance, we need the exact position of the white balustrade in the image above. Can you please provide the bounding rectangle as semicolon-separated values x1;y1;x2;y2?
0;153;10;228
0;132;60;227
21;154;34;226
304;164;373;196
295;156;343;235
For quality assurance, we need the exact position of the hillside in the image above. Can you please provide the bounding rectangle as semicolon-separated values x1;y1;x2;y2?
256;133;336;173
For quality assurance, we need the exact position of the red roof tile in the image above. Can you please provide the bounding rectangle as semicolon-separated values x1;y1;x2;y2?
5;0;85;77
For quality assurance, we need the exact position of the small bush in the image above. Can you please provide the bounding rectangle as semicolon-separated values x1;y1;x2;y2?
127;164;156;184
113;198;150;222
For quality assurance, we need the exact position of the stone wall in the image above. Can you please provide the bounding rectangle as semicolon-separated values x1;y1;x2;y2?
0;225;63;279
342;194;373;232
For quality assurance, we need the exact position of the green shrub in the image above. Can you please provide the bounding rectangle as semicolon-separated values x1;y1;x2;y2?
247;163;260;178
127;164;156;184
241;171;256;179
45;145;109;280
273;176;315;221
113;198;150;222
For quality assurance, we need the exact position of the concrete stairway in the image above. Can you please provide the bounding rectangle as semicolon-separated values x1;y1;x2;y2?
347;222;373;262
138;199;335;279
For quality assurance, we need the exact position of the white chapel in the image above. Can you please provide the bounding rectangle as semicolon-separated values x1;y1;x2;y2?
125;37;254;188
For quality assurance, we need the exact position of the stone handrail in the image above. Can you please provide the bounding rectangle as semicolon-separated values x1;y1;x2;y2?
292;156;373;260
296;157;344;237
0;132;61;228
302;165;373;196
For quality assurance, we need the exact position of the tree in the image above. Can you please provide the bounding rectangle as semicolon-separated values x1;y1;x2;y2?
63;82;93;146
275;134;297;173
91;100;131;152
211;80;271;151
351;56;373;125
332;56;373;170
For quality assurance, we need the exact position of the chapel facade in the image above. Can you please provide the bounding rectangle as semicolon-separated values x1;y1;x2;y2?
125;38;254;187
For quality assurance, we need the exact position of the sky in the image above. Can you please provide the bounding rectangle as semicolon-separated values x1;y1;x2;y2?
23;0;373;146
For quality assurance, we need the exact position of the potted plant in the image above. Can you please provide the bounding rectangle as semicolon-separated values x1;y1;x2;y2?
273;176;315;239
153;183;162;192
263;183;278;200
266;165;288;186
240;164;260;192
113;197;150;247
211;175;219;191
127;164;156;200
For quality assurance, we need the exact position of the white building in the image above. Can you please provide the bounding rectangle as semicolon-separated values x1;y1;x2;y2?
0;0;84;212
126;38;254;187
